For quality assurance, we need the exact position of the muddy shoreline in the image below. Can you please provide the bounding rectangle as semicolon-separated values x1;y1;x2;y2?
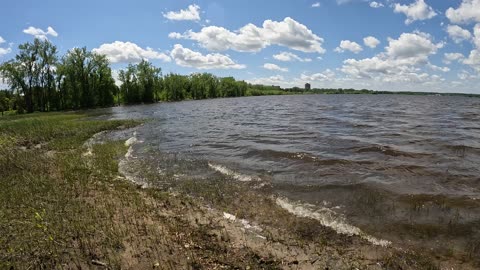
102;127;477;269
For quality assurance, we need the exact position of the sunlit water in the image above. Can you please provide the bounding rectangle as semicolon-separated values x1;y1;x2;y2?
100;94;480;257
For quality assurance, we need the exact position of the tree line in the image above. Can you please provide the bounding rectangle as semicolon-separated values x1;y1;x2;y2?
0;39;281;114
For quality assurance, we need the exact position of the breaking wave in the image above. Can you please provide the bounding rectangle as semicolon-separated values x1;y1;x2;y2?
208;162;259;182
276;197;391;247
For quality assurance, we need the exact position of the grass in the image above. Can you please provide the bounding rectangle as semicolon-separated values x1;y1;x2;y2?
0;112;284;269
0;113;139;268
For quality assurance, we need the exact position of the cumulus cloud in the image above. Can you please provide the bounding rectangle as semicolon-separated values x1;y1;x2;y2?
385;32;443;61
340;31;443;83
246;75;290;87
170;44;245;69
263;63;288;72
163;4;201;21
0;47;12;57
92;41;171;63
335;40;363;53
473;23;480;48
444;52;465;64
363;36;380;48
393;0;437;25
462;24;480;71
427;63;450;72
169;17;325;54
273;51;312;62
445;0;480;24
446;25;472;43
0;36;10;57
300;69;336;82
369;1;384;8
23;26;58;40
312;2;321;8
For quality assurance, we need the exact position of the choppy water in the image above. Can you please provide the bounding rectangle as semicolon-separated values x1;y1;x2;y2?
102;94;480;257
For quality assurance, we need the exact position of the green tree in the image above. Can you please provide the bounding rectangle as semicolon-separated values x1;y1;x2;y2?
137;60;161;103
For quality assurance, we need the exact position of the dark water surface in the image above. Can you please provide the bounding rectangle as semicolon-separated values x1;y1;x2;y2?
103;94;480;257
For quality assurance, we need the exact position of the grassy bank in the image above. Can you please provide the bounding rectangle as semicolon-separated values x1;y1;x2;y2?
0;112;470;269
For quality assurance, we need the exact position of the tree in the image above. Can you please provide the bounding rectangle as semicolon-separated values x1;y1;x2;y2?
37;39;58;111
0;39;59;113
119;64;140;104
137;60;161;103
57;47;116;109
219;77;238;97
0;92;9;116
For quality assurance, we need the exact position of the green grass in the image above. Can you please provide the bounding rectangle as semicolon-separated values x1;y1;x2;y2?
0;112;142;268
0;112;283;269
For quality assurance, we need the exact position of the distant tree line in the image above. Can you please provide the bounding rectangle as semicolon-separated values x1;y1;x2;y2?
0;39;281;114
2;39;478;115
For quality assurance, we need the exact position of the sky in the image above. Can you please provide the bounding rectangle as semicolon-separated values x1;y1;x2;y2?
1;0;480;93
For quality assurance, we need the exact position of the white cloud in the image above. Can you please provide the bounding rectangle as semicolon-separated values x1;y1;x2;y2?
312;2;321;8
170;44;245;69
427;63;450;72
0;36;10;57
473;23;480;48
169;17;325;54
273;51;312;62
385;32;443;61
445;0;480;24
163;4;201;21
462;24;480;71
168;32;184;39
446;25;472;43
335;40;363;53
23;26;58;40
444;52;465;64
246;75;291;87
0;47;12;57
300;69;336;82
369;1;384;8
393;0;437;25
263;63;288;72
363;36;380;48
340;32;443;83
92;41;171;63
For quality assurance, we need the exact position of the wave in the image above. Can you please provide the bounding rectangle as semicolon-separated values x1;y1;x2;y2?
208;162;259;182
243;149;373;166
119;132;149;188
276;197;391;247
353;145;430;158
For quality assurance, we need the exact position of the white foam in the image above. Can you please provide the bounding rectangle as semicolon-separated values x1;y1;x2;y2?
82;130;107;156
125;136;137;147
223;212;263;232
208;163;258;182
276;197;391;247
118;132;150;188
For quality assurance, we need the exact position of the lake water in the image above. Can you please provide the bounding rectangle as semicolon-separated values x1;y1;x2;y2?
103;94;480;258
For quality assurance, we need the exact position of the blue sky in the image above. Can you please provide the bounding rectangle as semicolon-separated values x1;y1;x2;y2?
1;0;480;93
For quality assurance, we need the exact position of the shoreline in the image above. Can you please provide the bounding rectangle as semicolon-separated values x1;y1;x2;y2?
0;112;477;269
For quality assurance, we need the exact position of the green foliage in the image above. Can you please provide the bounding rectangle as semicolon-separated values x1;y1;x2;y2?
57;47;116;109
119;60;162;104
0;40;117;113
